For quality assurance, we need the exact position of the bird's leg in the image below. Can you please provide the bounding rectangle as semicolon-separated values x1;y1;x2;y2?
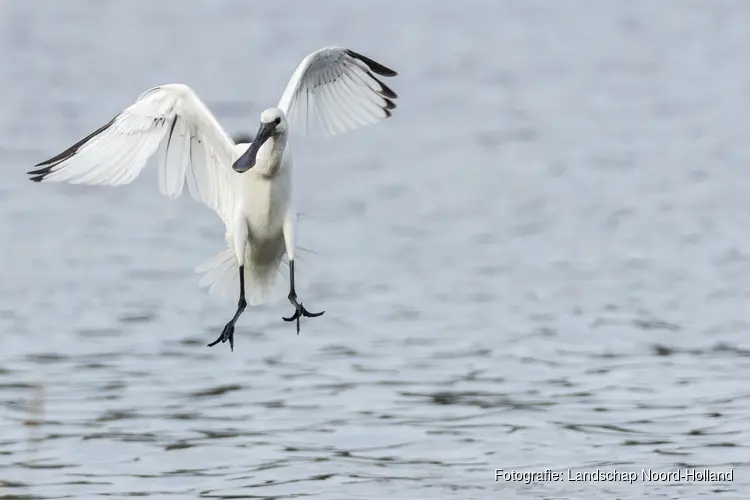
282;260;324;334
208;265;247;352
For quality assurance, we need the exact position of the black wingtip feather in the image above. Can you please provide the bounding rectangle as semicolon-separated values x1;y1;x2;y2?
27;165;52;177
28;115;118;182
375;78;398;99
346;49;398;77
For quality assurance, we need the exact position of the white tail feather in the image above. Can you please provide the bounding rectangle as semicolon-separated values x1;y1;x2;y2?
195;248;285;306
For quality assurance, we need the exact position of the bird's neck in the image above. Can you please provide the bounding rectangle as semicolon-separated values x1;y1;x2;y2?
255;135;287;178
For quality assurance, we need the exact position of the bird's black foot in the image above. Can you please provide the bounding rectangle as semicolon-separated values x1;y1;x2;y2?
283;298;324;335
208;266;246;352
208;319;236;352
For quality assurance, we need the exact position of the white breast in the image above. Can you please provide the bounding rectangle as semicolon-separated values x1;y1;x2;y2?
238;159;291;241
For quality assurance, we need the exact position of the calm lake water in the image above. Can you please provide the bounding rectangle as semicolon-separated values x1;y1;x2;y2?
2;1;750;498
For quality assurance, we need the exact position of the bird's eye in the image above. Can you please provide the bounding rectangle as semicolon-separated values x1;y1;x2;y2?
274;117;281;125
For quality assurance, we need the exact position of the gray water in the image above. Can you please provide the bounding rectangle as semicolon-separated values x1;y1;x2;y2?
1;1;750;498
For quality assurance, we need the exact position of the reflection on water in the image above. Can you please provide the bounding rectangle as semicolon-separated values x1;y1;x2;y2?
2;0;750;498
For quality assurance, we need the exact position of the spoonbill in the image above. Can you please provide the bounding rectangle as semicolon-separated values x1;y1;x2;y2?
28;46;398;351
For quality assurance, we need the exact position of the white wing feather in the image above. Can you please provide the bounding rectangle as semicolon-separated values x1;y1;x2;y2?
29;84;238;223
277;46;398;138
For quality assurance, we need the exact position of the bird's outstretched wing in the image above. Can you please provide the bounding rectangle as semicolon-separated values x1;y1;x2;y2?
28;84;237;223
277;46;398;138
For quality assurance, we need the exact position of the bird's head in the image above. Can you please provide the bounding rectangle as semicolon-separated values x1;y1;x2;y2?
232;108;288;173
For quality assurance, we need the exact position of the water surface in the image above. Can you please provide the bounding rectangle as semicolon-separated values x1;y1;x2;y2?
1;1;750;498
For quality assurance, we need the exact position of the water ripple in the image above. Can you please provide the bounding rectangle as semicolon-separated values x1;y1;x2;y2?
2;1;750;499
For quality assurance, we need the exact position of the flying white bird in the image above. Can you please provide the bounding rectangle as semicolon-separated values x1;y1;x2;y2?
28;46;398;351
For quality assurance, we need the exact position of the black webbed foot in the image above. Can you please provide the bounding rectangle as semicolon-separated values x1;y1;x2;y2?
207;320;236;352
208;265;247;353
283;300;324;335
283;260;324;334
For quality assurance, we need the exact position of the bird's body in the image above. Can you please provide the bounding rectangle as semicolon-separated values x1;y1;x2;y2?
208;141;293;307
29;46;398;350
